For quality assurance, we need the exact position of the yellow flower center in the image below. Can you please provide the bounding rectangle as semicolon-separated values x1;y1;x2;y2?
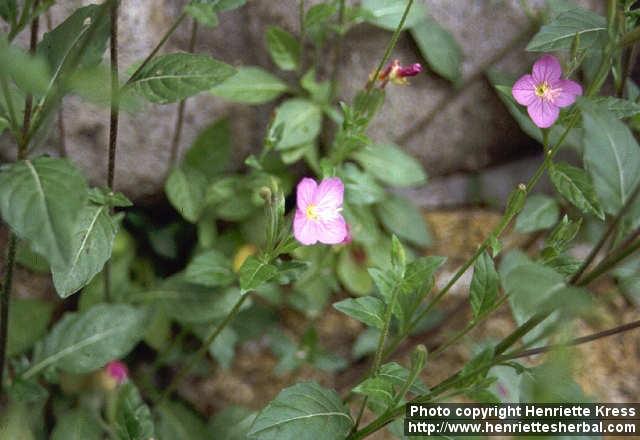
306;204;318;220
534;82;550;97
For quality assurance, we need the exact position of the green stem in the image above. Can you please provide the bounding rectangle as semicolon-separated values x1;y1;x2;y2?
0;235;17;397
0;73;19;137
578;237;640;287
155;292;250;404
365;0;414;91
125;11;186;85
167;19;199;173
328;0;346;102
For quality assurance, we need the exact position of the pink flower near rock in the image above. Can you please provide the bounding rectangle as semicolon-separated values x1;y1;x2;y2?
512;55;582;128
293;177;348;245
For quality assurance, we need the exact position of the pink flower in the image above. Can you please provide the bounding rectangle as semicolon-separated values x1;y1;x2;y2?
293;177;348;245
512;55;582;128
341;224;353;245
376;60;423;86
105;361;128;384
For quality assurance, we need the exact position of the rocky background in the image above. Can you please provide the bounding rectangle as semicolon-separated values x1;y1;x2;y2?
2;0;601;203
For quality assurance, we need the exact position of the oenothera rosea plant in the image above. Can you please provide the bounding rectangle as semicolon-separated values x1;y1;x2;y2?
0;0;639;439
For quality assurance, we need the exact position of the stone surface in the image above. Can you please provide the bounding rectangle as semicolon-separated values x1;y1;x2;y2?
1;0;600;201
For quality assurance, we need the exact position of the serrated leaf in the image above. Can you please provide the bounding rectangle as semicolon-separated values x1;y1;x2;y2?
37;4;110;73
184;249;235;287
239;255;278;294
265;26;300;71
333;296;386;329
51;408;102;440
526;7;607;52
29;304;146;377
376;195;431;247
272;98;322;150
7;298;53;357
114;382;155;440
165;166;208;223
210;66;288;104
361;0;426;31
51;204;120;298
248;382;353;440
184;118;231;178
470;252;499;319
135;277;247;324
581;100;640;215
411;16;462;83
549;162;604;219
0;157;88;267
128;53;235;104
352;143;426;188
588;96;640;119
515;194;559;233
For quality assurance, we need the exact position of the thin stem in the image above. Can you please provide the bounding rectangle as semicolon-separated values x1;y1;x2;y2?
0;75;19;136
620;26;640;48
44;10;67;157
125;11;186;85
20;0;40;149
578;237;640;287
365;0;414;91
104;0;119;303
618;43;637;98
501;319;640;360
167;19;199;173
570;179;640;285
155;293;250;404
0;235;17;397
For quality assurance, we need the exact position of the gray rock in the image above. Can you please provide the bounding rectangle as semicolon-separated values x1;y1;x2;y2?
1;0;600;201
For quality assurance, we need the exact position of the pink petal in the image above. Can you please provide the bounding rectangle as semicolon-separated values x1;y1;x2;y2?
313;177;344;211
296;177;317;211
293;209;319;245
512;74;537;106
532;55;562;84
551;79;583;107
527;98;560;128
316;215;348;245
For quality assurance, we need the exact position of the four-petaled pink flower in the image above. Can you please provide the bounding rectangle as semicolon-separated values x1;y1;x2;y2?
105;361;128;385
512;55;582;128
376;59;423;87
294;177;348;245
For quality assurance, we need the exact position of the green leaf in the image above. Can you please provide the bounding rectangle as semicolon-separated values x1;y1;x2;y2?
156;401;209;440
352;376;395;410
336;248;373;295
0;0;17;24
469;252;500;319
342;204;380;244
340;163;385;205
352;143;426;187
128;53;236;104
114;382;155;440
210;66;288;104
272;98;322;150
515;194;559;233
265;26;301;71
37;4;110;73
0;39;50;95
209;406;256;440
136;278;247;324
248;382;353;440
581;100;640;215
0;157;88;267
411;16;462;83
549;162;604;220
333;296;386;329
588;96;640;119
51;408;102;440
239;255;278;294
526;7;607;52
185;2;220;27
184;249;235;287
376;195;431;247
361;0;427;31
7;298;53;357
51;204;120;298
30;304;146;376
377;362;428;395
183;118;232;178
165;166;208;223
390;235;406;277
